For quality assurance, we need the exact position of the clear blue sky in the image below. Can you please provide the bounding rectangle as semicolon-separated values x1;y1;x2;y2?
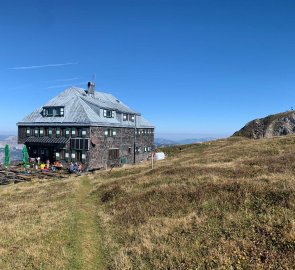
1;0;295;139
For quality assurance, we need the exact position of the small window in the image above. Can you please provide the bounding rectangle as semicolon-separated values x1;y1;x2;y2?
129;114;135;122
65;128;70;138
26;128;30;137
82;129;87;137
148;147;151;152
43;106;64;117
55;152;60;158
82;153;86;160
40;128;44;137
123;114;128;121
71;128;76;138
144;147;147;152
48;128;53;137
71;152;76;159
104;129;116;137
34;128;39;137
128;147;132;154
56;128;61;137
103;109;113;118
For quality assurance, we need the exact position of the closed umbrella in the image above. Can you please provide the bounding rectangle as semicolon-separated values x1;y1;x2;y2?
4;144;9;168
22;145;29;170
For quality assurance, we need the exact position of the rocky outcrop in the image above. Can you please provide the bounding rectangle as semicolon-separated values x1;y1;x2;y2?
233;111;295;139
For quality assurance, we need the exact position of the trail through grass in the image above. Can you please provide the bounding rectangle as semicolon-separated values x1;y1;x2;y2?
0;176;105;270
74;176;104;270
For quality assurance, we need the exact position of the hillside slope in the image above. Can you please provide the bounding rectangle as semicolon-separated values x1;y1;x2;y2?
233;111;295;139
1;136;295;269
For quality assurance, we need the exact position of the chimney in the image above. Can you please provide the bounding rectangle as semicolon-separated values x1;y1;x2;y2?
86;82;95;97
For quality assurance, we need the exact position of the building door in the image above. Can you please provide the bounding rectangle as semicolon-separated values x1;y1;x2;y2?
76;150;82;162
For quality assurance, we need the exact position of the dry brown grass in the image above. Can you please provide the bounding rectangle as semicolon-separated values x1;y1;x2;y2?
92;136;295;269
1;135;295;269
0;176;104;270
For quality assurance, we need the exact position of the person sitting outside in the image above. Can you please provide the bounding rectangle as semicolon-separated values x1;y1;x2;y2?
68;162;74;174
40;163;45;172
78;163;82;173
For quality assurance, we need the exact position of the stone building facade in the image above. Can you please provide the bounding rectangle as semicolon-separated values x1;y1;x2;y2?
17;84;155;169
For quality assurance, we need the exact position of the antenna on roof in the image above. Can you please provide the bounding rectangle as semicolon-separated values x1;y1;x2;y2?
92;73;96;83
86;81;95;97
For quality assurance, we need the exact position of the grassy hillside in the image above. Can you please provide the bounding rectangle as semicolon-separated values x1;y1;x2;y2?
1;136;295;269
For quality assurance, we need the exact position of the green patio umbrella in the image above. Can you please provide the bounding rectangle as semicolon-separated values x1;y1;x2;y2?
22;145;29;170
4;144;9;168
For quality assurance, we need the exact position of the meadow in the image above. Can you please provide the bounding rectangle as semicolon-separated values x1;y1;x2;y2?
0;136;294;269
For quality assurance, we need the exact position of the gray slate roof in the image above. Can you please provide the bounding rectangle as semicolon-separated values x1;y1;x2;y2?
17;87;154;128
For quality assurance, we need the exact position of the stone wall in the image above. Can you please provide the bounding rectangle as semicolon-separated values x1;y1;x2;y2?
18;125;154;169
89;127;154;169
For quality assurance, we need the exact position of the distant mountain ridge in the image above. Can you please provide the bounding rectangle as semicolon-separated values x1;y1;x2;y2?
0;135;23;162
155;137;215;147
233;111;295;139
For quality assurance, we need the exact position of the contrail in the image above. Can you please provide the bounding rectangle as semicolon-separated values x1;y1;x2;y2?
54;77;79;82
8;62;78;70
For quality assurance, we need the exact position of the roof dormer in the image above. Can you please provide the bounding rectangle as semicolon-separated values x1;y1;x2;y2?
42;106;64;117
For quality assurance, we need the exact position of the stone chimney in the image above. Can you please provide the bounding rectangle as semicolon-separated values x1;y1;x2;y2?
86;82;95;97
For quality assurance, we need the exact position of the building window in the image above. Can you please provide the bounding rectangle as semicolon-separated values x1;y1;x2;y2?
128;147;132;154
129;114;135;122
70;139;89;150
65;128;70;138
109;149;119;160
39;128;44;137
55;152;60;159
65;152;69;161
103;109;114;118
123;114;128;121
71;152;76;160
48;128;53;137
56;128;61;137
144;147;147;152
71;128;76;138
34;128;39;137
81;129;87;137
82;152;86;160
43;106;64;117
148;147;151;152
104;129;116;137
26;128;30;137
